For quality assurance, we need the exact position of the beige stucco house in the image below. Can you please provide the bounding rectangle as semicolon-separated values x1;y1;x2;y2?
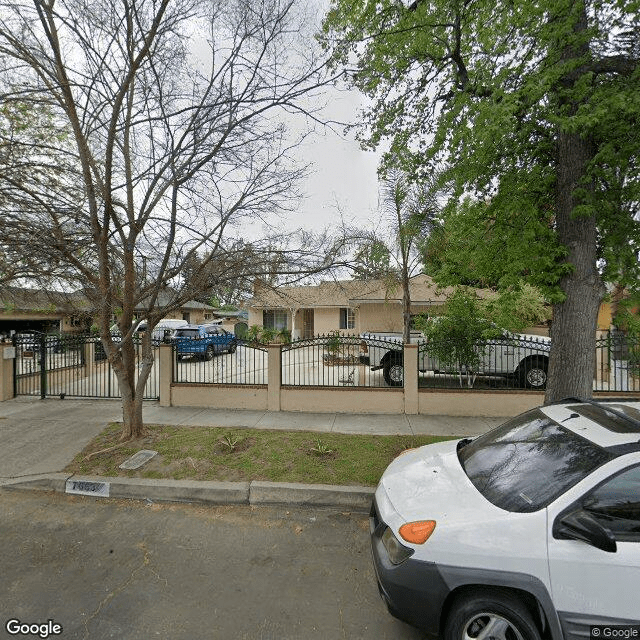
248;274;465;339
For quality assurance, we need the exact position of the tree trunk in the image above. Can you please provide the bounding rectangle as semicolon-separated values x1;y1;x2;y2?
402;271;412;344
545;128;605;403
120;390;145;442
118;331;156;441
544;1;606;404
400;242;412;344
108;334;147;442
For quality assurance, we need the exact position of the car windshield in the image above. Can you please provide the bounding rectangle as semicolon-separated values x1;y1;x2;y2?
175;329;200;338
458;409;614;513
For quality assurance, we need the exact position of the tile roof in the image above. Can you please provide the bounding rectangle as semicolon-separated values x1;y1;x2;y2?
0;287;215;314
249;275;487;308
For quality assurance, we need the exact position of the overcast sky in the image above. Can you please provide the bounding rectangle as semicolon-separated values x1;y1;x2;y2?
290;90;382;234
276;0;383;237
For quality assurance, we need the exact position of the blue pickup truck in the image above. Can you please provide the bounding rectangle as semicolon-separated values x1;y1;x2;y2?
172;324;238;360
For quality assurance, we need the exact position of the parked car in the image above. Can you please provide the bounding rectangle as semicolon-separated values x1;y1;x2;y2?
359;328;551;388
172;324;238;360
370;399;640;639
134;319;189;345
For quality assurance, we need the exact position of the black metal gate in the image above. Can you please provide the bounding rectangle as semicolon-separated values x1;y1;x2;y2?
13;333;159;399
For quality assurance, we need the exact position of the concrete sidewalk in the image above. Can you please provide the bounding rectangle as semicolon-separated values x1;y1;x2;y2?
0;397;504;510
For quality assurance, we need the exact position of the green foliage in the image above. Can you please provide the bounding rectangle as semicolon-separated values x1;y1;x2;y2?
415;289;501;386
234;323;248;339
219;434;241;452
310;439;335;456
260;327;278;343
352;239;392;280
245;325;287;344
326;330;342;355
613;296;640;334
424;197;569;303
323;0;640;296
414;284;549;386
485;284;551;333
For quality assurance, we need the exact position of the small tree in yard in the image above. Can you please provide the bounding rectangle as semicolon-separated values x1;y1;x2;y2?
0;0;334;440
415;289;499;388
415;285;549;388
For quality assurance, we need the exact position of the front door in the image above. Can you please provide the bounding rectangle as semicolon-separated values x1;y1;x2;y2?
302;309;314;339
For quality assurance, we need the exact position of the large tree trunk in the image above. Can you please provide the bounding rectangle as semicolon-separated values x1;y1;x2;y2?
544;1;606;404
545;128;605;403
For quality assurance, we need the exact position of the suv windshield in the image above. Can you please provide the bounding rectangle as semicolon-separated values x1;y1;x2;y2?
458;409;614;512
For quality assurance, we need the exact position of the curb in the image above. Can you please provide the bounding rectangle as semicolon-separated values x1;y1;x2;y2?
0;474;375;512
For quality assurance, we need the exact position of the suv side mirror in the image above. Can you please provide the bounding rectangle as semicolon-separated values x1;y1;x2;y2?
553;509;617;553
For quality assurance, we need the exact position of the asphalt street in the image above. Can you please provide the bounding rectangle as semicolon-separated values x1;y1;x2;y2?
0;490;426;640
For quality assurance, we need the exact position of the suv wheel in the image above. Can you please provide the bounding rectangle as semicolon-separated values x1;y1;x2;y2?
444;591;541;640
383;355;404;387
516;356;548;389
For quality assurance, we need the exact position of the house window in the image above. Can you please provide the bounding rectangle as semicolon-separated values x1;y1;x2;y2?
340;308;355;330
204;313;212;320
263;309;287;330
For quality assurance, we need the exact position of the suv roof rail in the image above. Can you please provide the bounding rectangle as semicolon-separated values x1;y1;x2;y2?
550;396;640;433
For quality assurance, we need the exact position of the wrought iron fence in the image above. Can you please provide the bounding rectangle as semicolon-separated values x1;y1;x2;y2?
14;333;85;397
417;334;552;390
13;333;159;399
172;339;268;385
594;332;640;392
282;334;400;387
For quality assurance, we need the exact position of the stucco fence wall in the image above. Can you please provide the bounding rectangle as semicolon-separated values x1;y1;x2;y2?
2;341;633;418
158;343;546;418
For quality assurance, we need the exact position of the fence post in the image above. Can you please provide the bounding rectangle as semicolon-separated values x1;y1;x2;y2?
403;343;419;415
0;341;15;401
158;344;172;407
83;339;95;376
594;330;608;390
267;342;282;412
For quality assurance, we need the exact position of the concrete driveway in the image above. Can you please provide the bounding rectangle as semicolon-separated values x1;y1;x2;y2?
0;398;123;478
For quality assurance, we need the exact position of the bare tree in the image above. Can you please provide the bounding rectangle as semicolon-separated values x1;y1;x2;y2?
0;0;335;440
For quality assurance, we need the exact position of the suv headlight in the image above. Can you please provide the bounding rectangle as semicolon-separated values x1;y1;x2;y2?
381;526;414;565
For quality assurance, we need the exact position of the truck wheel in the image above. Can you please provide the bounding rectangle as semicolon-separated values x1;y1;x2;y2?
205;345;215;361
517;356;548;389
383;356;404;387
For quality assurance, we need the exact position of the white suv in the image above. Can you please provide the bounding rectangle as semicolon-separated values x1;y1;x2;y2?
371;399;640;640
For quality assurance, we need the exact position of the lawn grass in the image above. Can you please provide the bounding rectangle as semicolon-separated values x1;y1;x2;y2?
65;423;455;487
